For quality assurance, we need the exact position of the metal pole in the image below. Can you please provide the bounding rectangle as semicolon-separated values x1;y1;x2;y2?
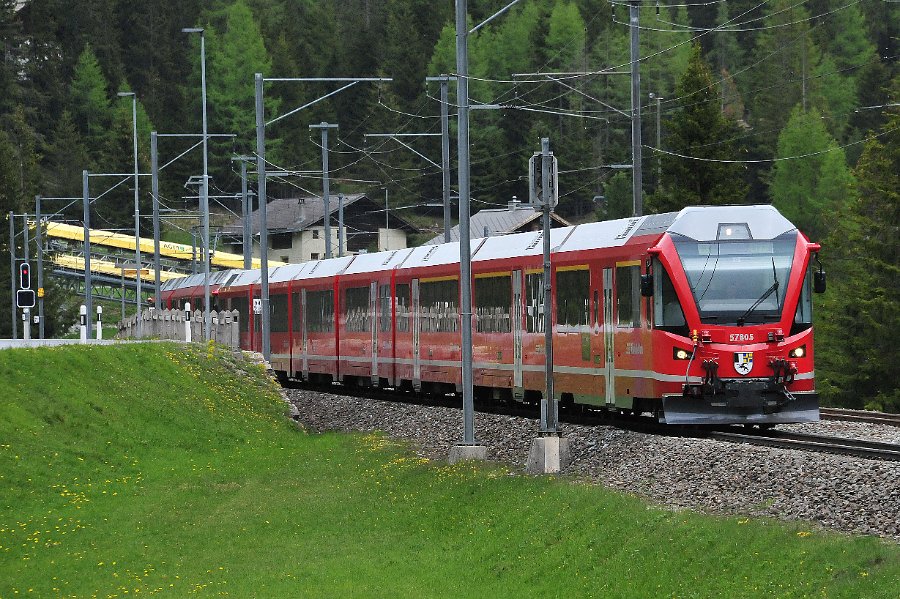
191;231;197;275
440;76;452;243
131;95;142;326
8;212;16;339
240;159;251;269
200;31;211;341
456;0;476;445
541;137;556;434
22;214;29;340
384;188;389;250
629;0;643;217
121;270;125;322
255;72;271;362
151;131;162;307
338;192;344;257
310;122;338;259
35;195;44;338
82;170;93;339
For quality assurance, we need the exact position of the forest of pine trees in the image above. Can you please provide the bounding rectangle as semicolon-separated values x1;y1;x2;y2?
0;0;896;409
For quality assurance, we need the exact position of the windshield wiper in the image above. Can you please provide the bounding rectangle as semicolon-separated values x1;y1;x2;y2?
737;258;779;327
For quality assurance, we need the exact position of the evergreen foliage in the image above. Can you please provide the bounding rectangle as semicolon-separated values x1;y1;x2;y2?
817;96;899;411
770;105;854;242
647;44;747;212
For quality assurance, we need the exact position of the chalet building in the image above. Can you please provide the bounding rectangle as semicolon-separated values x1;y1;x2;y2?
423;199;572;245
222;193;418;263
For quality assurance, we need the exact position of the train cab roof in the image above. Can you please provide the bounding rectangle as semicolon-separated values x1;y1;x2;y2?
667;205;796;242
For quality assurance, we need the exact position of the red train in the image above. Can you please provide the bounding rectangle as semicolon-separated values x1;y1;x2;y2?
161;205;824;425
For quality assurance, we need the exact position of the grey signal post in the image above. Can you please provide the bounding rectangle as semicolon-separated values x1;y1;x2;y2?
8;212;16;339
310;122;338;259
451;0;484;461
629;0;643;217
117;91;142;326
430;75;455;243
182;27;212;342
35;195;44;338
540;138;557;434
82;170;93;339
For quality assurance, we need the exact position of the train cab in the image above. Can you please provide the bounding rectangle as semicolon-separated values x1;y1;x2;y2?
645;206;823;425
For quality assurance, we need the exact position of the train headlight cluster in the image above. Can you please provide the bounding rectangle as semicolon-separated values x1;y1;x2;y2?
673;347;693;360
788;345;806;358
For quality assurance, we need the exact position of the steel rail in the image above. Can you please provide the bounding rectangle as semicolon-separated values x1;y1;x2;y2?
819;407;900;428
707;430;900;462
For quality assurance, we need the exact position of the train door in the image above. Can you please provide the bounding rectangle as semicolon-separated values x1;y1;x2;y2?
251;288;262;353
300;288;309;378
370;281;378;385
412;278;421;391
591;266;604;402
512;270;524;398
603;268;615;406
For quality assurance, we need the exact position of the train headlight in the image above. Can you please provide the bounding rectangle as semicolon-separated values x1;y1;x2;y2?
788;345;806;358
673;347;692;360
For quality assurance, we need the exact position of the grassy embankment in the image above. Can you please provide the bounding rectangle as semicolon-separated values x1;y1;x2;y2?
1;342;898;597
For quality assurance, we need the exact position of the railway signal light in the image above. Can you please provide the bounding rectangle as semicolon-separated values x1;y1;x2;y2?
16;289;35;309
19;262;31;289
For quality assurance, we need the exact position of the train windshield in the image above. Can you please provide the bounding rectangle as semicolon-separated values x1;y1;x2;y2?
672;231;797;325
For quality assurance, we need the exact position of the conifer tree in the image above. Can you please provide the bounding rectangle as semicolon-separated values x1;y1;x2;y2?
70;45;113;157
769;105;853;241
816;95;899;411
647;44;747;212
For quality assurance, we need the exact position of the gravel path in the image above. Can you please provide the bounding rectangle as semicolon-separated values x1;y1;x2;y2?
285;387;900;542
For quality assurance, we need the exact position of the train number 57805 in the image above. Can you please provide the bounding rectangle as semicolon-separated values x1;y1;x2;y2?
730;333;755;342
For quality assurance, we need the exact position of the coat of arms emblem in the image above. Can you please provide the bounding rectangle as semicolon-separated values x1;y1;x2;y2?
734;352;753;376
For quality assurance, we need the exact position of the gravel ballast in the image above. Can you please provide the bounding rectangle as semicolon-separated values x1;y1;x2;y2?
286;387;900;542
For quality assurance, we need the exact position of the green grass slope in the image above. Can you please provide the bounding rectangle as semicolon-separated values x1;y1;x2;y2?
1;343;898;598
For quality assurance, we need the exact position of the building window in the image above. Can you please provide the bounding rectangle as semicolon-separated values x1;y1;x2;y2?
312;229;320;239
271;233;292;249
310;253;320;260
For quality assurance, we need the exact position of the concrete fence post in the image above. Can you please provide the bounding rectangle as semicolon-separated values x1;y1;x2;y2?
80;305;87;343
184;302;192;343
96;306;103;340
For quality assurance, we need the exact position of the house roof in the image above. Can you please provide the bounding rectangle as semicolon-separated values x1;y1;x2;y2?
222;193;418;235
424;201;572;245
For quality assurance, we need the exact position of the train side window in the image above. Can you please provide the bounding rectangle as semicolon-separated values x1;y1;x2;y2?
307;290;334;333
344;287;370;333
475;275;511;333
231;296;249;333
525;273;544;333
395;284;411;333
791;266;813;335
616;265;641;328
378;284;391;333
419;279;459;333
270;294;289;333
557;269;590;329
291;292;302;332
653;262;688;336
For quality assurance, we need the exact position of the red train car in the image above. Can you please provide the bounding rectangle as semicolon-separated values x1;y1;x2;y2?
161;205;823;425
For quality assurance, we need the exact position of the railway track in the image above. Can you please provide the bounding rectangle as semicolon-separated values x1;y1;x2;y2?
288;380;900;460
706;429;900;462
819;407;900;427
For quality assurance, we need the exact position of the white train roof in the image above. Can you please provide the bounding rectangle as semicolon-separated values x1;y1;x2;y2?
162;206;796;292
